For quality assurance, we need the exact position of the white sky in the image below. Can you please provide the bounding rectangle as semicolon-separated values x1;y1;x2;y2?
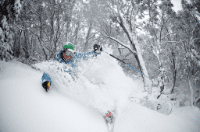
171;0;191;12
171;0;182;12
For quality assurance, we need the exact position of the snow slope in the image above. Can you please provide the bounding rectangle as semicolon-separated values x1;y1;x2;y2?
0;60;108;132
114;103;200;132
0;53;200;132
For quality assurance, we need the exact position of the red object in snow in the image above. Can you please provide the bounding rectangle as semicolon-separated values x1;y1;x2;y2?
104;112;111;118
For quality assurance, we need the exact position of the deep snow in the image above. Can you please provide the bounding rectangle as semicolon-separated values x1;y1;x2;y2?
0;60;108;132
0;52;200;132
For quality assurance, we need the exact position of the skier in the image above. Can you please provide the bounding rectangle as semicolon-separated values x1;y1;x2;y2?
41;43;103;92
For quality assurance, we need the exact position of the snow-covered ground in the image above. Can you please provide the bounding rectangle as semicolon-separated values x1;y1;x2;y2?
0;60;108;132
0;52;200;132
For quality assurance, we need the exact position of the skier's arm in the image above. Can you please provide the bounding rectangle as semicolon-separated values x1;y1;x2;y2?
70;44;103;62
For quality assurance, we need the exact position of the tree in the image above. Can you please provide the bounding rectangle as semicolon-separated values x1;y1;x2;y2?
143;0;181;95
191;0;200;15
96;0;153;91
172;0;200;107
0;0;24;61
11;0;79;62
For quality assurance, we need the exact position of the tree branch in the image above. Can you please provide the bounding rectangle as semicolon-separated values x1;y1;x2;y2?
102;34;136;55
195;96;200;104
161;31;179;41
13;23;45;43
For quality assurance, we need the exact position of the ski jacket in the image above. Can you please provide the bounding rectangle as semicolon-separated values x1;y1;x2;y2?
54;50;100;68
42;50;101;85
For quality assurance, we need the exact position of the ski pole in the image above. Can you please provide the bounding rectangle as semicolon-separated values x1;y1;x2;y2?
103;51;148;78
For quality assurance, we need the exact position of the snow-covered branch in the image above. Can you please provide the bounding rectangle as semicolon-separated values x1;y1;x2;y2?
166;41;177;43
194;96;200;104
116;7;135;44
102;34;136;55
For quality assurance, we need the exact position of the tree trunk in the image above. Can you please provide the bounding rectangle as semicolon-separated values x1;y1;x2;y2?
83;22;92;52
171;48;177;94
132;37;152;90
194;96;200;106
74;21;80;45
14;30;22;58
171;70;177;93
117;12;151;90
24;26;30;59
38;5;47;60
188;75;194;107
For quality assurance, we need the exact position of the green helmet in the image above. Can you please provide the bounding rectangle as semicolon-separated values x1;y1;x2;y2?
63;42;74;50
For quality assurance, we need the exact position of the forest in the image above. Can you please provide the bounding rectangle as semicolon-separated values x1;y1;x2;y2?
0;0;200;108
